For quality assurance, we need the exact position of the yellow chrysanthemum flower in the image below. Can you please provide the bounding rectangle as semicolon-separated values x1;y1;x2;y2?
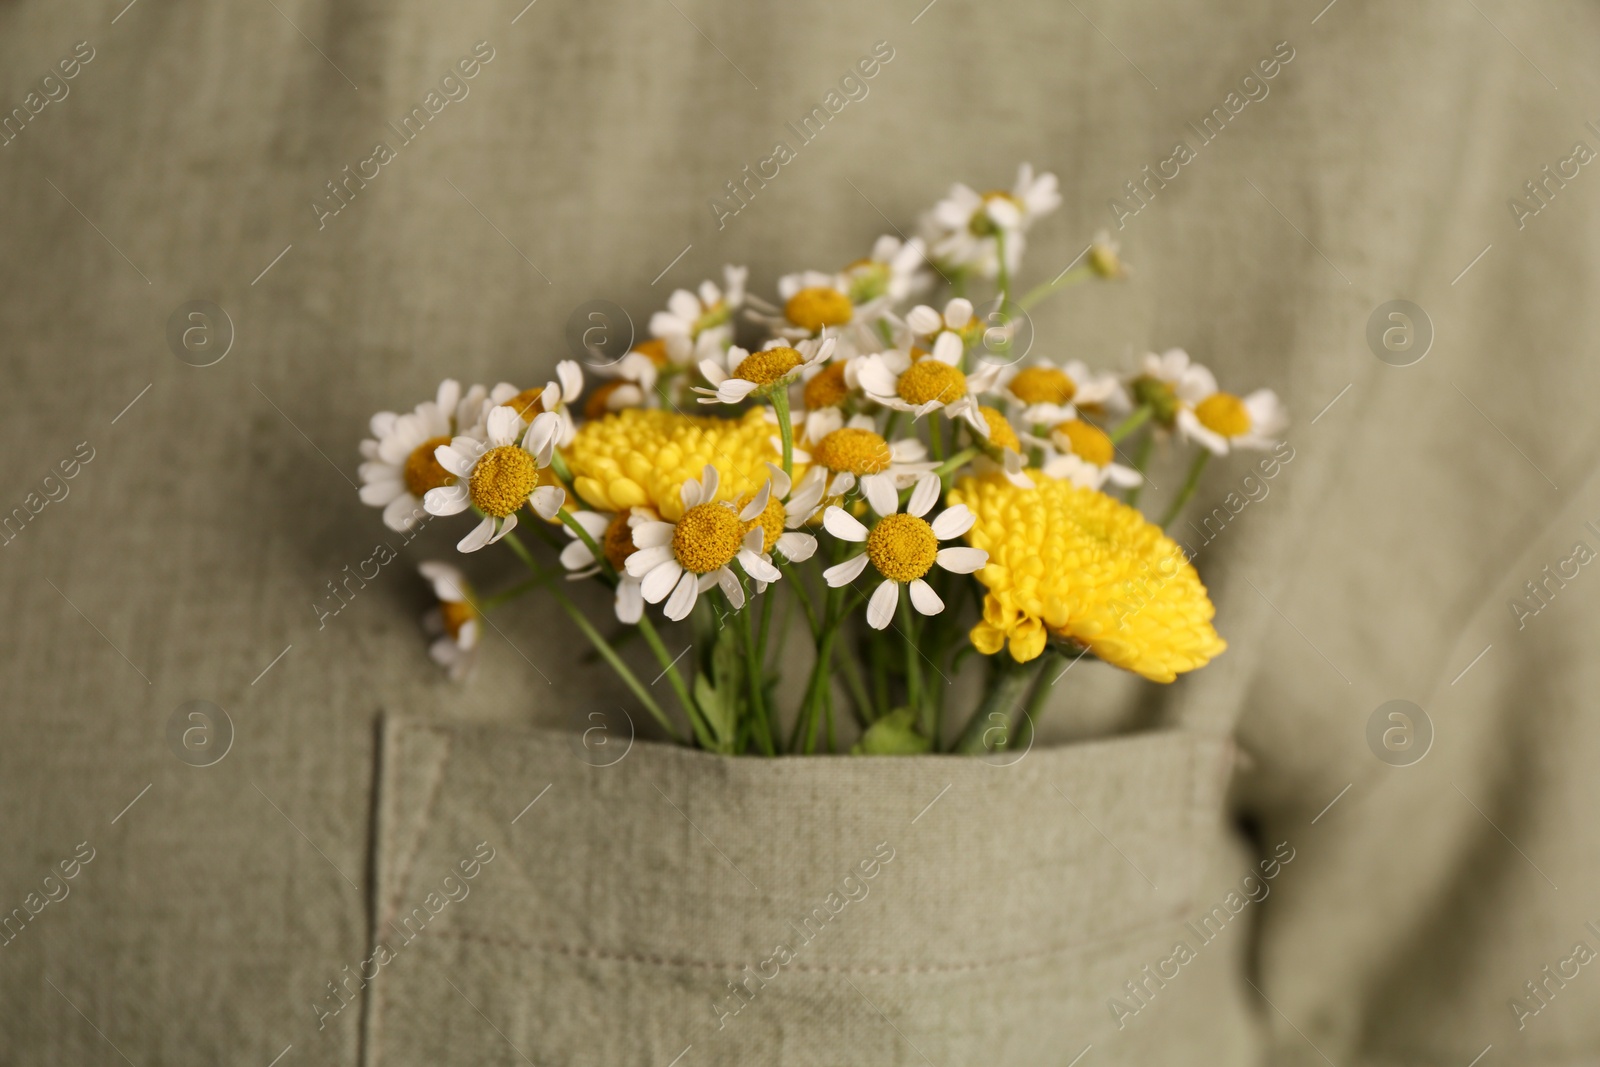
565;408;783;521
949;471;1226;682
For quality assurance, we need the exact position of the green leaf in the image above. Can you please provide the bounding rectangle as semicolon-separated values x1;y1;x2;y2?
851;707;933;756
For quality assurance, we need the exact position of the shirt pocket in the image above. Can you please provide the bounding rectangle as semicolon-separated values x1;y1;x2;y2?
362;713;1246;1067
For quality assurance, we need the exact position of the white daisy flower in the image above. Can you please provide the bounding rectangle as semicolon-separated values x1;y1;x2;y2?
418;561;479;682
1133;348;1217;416
695;336;834;405
1087;229;1128;279
746;270;889;352
558;508;649;624
1000;358;1128;427
904;297;976;367
1175;382;1289;455
475;360;585;445
855;346;1002;434
650;265;746;366
922;163;1061;278
970;404;1034;489
842;234;932;306
820;473;988;630
1041;418;1142;490
790;410;936;514
624;466;783;622
422;407;567;553
359;379;486;533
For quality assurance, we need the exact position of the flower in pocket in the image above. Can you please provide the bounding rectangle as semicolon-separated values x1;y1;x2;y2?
625;466;782;621
422;406;566;553
821;473;987;630
418;561;479;681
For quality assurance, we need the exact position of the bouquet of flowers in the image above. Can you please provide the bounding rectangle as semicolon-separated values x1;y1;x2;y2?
359;164;1287;756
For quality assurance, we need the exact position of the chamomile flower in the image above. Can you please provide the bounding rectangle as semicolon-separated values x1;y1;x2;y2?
821;473;988;630
650;265;746;365
422;408;566;553
418;562;479;682
855;347;1001;434
582;379;648;420
1041;418;1141;490
624;466;782;621
1129;348;1216;427
1000;358;1126;426
790;410;936;514
477;361;585;445
904;297;976;366
1176;385;1289;455
841;235;931;306
923;163;1061;277
972;404;1033;488
695;337;835;405
1087;229;1128;279
558;508;648;624
359;379;486;533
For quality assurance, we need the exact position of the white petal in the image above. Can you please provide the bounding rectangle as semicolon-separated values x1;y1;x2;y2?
935;546;987;573
486;406;521;446
557;360;584;401
484;512;517;545
822;506;868;542
641;560;684;603
739;549;781;584
523;412;562;465
930;331;963;366
383;494;426;531
530;485;565;519
700;465;719;502
559;540;596;571
944;298;973;328
456;516;497;553
861;473;899;518
615;579;644;624
930;504;975;539
764;462;792;500
360;479;403;506
717;379;760;402
664;570;700;621
907;473;941;518
908;578;944;616
632;521;674;549
776;532;816;562
626;545;675;578
822;553;870;587
717;566;745;609
433;445;476;479
866;579;899;630
423;484;471;516
906;305;942;335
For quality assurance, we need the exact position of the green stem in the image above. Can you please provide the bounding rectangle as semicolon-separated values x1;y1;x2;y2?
1161;450;1211;528
501;531;684;744
476;575;548;612
1124;433;1155;509
549;448;573;484
1017;263;1092;312
770;386;795;480
740;590;776;755
900;594;923;719
1012;648;1068;751
1108;405;1152;444
556;507;607;572
952;655;1042;754
995;230;1011;303
634;610;700;732
934;446;980;478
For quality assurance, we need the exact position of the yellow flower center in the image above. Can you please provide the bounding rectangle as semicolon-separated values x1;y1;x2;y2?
632;338;671;367
501;388;545;420
1055;419;1114;467
736;346;805;385
979;406;1019;452
866;513;939;584
740;493;787;554
1008;366;1076;406
602;512;638;571
671;502;745;575
802;362;850;409
785;287;853;332
896;360;967;406
403;435;455;498
813;427;892;475
439;599;476;641
468;445;539;517
1194;393;1251;438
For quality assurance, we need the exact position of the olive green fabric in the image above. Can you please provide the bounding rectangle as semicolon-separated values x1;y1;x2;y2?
2;0;1599;1064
